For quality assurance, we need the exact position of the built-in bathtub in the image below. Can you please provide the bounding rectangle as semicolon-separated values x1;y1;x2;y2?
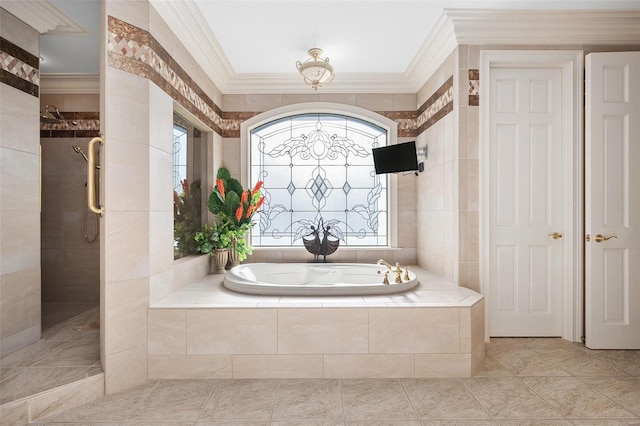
224;263;419;296
149;264;485;380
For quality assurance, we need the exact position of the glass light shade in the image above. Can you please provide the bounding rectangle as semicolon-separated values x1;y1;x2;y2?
296;48;335;90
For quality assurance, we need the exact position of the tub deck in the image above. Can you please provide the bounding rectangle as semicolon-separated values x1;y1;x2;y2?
149;265;485;379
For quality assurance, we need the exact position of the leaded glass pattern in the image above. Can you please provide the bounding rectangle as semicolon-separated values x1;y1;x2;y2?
250;113;388;246
173;124;187;191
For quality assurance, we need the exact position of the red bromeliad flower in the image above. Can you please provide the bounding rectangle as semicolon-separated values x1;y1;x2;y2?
235;205;244;222
240;190;249;205
245;205;254;218
252;180;263;196
181;179;189;197
255;196;265;210
216;179;225;199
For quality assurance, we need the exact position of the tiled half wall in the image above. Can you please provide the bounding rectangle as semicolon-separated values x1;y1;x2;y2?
148;300;485;379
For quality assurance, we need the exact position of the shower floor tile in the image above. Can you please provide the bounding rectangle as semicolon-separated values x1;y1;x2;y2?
0;307;101;405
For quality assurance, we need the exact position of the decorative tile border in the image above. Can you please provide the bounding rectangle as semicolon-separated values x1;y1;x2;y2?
108;16;230;136
40;112;100;138
107;16;456;140
416;76;454;135
0;37;39;97
469;69;479;106
375;111;418;138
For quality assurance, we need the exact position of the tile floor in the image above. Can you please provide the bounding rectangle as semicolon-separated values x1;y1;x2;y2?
0;307;102;406
29;337;640;425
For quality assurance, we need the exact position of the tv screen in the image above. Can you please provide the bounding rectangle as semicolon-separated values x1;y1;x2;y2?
372;141;419;174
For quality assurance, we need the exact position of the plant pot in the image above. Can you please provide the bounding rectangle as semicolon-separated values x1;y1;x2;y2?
211;248;228;274
228;238;240;269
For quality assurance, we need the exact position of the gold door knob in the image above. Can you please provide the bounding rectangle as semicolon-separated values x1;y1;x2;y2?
594;234;618;243
549;232;563;240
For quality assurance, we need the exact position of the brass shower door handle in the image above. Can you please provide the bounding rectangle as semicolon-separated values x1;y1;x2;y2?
87;137;104;216
548;232;563;240
593;234;617;243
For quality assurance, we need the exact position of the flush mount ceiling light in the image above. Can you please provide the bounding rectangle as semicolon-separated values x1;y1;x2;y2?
296;48;334;90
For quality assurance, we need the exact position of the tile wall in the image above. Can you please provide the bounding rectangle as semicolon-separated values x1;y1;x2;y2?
0;9;42;356
415;49;458;281
414;46;481;292
457;45;481;292
40;94;101;329
147;300;485;379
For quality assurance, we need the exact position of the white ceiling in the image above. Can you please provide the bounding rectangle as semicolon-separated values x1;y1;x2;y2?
32;0;640;92
193;0;638;75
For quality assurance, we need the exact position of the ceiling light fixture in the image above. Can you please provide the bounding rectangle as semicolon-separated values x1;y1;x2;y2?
296;48;334;91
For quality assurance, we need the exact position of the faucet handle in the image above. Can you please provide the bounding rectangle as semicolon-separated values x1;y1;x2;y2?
383;271;390;285
395;268;402;284
403;267;410;281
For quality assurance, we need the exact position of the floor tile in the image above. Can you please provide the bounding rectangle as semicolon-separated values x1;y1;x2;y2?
341;379;416;420
41;380;157;423
474;355;514;377
489;349;571;377
270;422;345;426
517;338;577;350
401;378;490;419
485;338;527;351
125;380;216;422
272;379;343;421
494;421;573;425
580;377;640;417
523;377;636;419
30;340;100;367
534;350;628;377
571;421;640;425
464;378;562;419
198;379;278;421
591;351;640;377
0;365;95;405
347;421;421;426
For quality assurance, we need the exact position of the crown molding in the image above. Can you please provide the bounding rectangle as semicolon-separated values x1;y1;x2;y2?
1;0;86;34
405;12;458;92
222;73;417;95
40;74;99;94
149;0;234;89
146;5;639;95
447;9;640;45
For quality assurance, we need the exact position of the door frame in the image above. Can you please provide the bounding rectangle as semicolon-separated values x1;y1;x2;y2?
479;50;584;342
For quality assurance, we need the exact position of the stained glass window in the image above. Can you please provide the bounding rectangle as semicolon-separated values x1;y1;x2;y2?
249;113;388;247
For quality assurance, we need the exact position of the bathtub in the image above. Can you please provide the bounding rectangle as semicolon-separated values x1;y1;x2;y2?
223;263;419;296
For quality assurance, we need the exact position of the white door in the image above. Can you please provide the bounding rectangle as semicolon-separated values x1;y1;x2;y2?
585;52;640;349
488;67;564;336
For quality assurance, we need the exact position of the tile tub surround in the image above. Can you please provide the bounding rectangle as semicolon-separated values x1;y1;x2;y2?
148;266;485;379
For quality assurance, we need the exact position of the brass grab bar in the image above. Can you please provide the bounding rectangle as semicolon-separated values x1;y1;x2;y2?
87;137;104;216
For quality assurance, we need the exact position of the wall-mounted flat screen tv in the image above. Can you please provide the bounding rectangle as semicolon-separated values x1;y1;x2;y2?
372;141;419;174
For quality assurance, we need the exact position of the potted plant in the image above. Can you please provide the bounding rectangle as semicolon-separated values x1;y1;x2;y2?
194;222;232;274
208;167;264;267
173;179;202;259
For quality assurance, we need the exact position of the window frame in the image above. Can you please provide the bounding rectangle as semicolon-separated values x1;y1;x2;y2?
241;102;399;249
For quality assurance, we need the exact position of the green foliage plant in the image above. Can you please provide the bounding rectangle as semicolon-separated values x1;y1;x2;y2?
194;221;231;255
207;167;264;261
174;179;202;259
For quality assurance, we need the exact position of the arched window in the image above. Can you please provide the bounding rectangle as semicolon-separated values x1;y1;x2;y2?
246;106;396;247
